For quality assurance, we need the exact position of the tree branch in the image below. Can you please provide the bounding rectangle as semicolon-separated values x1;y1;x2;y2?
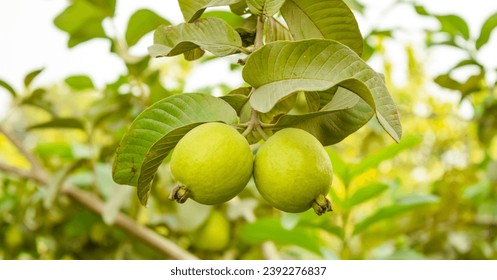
0;126;198;260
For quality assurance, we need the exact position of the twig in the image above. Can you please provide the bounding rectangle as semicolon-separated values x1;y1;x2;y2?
0;125;198;260
0;126;44;178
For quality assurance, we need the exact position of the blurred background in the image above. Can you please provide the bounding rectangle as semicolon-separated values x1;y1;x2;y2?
0;0;496;259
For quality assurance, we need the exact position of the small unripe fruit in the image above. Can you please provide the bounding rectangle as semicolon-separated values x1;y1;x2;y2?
254;128;333;215
192;211;230;251
169;122;253;205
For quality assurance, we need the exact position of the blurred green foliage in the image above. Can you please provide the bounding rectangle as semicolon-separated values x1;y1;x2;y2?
1;0;496;260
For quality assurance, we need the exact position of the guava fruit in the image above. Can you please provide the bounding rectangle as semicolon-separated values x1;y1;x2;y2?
253;128;333;215
192;210;230;251
169;122;253;205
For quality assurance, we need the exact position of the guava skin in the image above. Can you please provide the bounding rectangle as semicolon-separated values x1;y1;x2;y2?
193;211;230;251
169;122;253;205
254;128;333;214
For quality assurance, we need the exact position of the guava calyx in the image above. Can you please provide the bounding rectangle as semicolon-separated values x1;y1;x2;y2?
169;185;191;204
312;194;333;216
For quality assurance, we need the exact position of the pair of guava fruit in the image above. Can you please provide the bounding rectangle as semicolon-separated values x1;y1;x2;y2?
169;122;333;215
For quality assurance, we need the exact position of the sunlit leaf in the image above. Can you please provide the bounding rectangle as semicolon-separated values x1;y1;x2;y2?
346;182;389;208
244;39;402;143
65;75;95;90
476;13;497;49
353;194;440;235
343;0;364;13
247;0;285;16
0;79;17;97
179;0;242;22
348;135;422;180
149;18;243;58
112;93;238;206
240;218;321;253
28;118;86;131
126;9;171;47
325;148;348;182
24;68;44;88
202;11;245;28
280;0;363;56
437;14;470;40
53;0;109;47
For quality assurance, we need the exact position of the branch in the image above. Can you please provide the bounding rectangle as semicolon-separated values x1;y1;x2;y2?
0;126;198;260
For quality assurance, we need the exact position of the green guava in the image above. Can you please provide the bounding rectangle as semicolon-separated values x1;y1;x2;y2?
253;128;333;215
192;210;230;251
169;122;253;205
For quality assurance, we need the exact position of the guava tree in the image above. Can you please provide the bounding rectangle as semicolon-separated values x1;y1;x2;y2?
0;0;409;260
112;0;402;214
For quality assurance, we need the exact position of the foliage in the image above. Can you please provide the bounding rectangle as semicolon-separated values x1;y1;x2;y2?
0;0;496;260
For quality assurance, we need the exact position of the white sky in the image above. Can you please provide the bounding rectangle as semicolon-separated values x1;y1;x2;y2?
1;0;497;118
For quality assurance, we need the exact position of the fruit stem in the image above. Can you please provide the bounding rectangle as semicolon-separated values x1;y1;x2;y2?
168;185;191;204
312;194;333;216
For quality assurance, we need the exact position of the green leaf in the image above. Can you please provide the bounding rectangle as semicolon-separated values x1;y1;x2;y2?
240;218;321;254
325;148;348;182
54;0;109;47
346;182;389;208
87;0;116;17
434;74;461;91
342;0;364;14
220;94;249;114
476;13;497;49
0;79;17;97
112;93;238;206
247;0;285;16
202;11;245;28
24;68;44;88
20;89;55;115
44;159;87;208
266;17;293;43
126;9;171;47
275;94;374;145
179;0;242;22
349;135;422;179
149;18;243;58
28;118;86;131
65;75;95;90
353;194;440;235
243;39;402;143
436;14;470;40
280;0;363;56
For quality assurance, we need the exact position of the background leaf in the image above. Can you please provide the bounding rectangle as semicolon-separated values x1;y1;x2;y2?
476;12;497;49
345;182;389;208
64;75;95;90
240;218;321;254
243;39;402;143
126;9;171;47
53;0;111;47
353;194;440;235
280;0;363;56
436;14;470;40
349;135;423;179
149;18;242;58
0;79;17;97
179;0;242;22
27;118;86;131
112;93;238;206
24;68;44;88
